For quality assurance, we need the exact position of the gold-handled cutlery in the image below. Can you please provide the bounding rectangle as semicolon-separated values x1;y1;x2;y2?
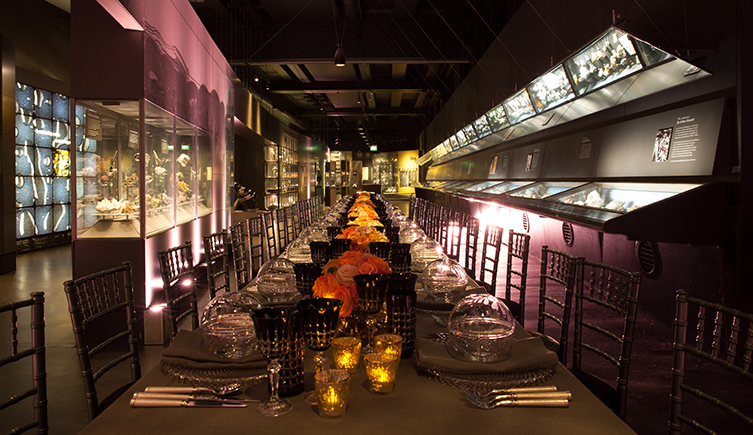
463;387;572;409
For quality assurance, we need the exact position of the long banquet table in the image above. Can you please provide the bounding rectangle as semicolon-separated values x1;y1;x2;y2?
78;307;638;435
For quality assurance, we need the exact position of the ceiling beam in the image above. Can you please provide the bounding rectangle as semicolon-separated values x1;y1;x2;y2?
236;58;469;66
267;81;431;93
301;108;423;117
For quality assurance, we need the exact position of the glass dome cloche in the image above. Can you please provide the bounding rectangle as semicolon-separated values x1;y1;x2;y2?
255;257;300;303
283;237;312;264
447;294;516;363
409;237;445;273
399;226;426;245
420;257;468;304
200;291;259;359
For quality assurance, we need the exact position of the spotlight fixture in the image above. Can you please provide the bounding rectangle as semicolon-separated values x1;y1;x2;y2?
334;44;346;67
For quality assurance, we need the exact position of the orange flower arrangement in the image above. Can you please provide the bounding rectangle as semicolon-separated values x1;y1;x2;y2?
336;225;389;247
312;249;392;317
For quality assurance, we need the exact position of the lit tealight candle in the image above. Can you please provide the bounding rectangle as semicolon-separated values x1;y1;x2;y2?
315;370;351;419
374;333;404;360
364;352;400;394
333;336;361;374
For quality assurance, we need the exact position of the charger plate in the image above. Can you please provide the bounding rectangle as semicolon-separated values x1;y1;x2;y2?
411;352;556;390
161;362;266;388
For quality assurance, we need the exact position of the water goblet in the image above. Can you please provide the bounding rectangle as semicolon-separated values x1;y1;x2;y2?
296;297;343;404
354;274;388;354
250;307;296;416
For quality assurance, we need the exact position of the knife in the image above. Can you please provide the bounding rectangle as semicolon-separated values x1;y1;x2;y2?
130;397;248;408
144;386;220;394
133;392;260;403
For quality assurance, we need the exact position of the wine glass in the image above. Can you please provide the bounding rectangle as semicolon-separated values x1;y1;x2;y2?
354;274;388;354
250;307;295;416
296;297;343;404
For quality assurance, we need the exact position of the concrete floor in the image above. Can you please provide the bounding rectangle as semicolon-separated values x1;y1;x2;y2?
0;196;749;434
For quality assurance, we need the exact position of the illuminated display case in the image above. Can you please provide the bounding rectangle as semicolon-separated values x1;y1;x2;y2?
527;64;576;113
480;181;533;195
15;83;72;246
486;104;510;132
564;27;643;96
264;131;299;209
74;100;214;238
507;181;587;200
503;89;536;125
459;181;504;192
549;182;700;214
462;125;478;143
473;115;492;138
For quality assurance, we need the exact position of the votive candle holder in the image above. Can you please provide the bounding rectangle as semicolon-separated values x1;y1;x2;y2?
332;336;361;374
373;333;403;360
315;370;351;419
364;352;400;394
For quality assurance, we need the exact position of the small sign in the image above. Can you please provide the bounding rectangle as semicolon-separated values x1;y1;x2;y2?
370;145;378;151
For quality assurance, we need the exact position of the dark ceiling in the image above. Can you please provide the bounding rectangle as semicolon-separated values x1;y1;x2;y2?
190;0;523;152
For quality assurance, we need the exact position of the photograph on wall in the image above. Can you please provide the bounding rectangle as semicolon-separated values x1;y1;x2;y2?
652;127;673;162
489;156;498;175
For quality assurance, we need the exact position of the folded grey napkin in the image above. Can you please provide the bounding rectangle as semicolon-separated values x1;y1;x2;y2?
160;329;267;370
415;334;558;374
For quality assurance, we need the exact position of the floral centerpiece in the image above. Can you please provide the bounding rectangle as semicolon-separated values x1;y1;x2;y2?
312;249;392;317
337;225;389;248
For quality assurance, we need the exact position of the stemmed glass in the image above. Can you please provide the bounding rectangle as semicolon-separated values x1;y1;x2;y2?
296;297;343;404
354;274;388;354
250;307;295;416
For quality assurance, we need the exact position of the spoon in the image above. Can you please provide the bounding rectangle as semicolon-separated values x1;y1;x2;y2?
463;389;570;409
145;383;243;396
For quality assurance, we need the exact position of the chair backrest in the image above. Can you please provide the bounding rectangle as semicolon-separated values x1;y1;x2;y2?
312;196;323;221
0;292;47;434
202;230;230;299
444;210;462;262
158;241;199;340
298;200;312;228
229;221;252;290
479;224;504;296
261;211;279;261
669;290;753;434
572;258;641;421
247;216;265;280
538;245;579;364
438;207;451;250
505;230;530;327
64;262;141;421
290;203;303;237
463;215;480;280
408;194;417;221
273;208;289;250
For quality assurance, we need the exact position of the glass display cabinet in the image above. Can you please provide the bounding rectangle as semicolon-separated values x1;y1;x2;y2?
460;181;504;192
74;100;214;238
548;182;700;214
486;104;510;132
503;89;536;125
264;131;299;209
506;181;587;200
564;27;643;96
473;115;492;139
527;64;576;113
479;181;534;195
15;83;72;247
